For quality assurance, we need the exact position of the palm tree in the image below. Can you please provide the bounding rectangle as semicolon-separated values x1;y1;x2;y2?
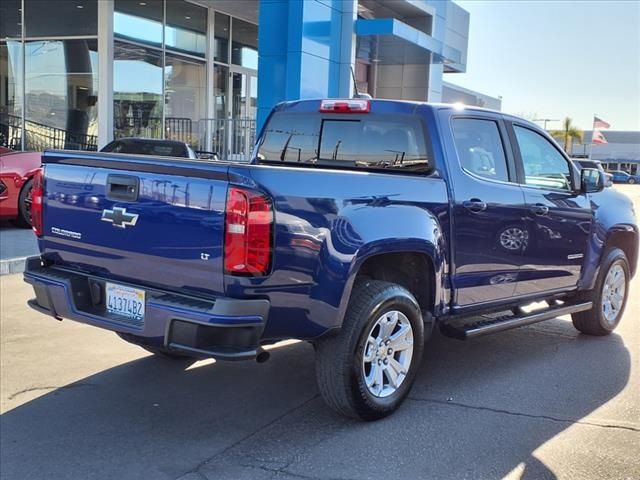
550;117;583;154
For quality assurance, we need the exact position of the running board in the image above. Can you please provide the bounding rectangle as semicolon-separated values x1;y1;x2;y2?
440;302;593;340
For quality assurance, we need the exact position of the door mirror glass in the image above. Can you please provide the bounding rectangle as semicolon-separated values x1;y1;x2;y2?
581;168;605;193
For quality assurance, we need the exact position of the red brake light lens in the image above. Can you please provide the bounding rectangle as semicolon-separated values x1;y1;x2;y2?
319;99;370;113
224;187;273;276
31;168;44;237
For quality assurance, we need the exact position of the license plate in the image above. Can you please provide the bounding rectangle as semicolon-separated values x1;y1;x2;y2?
106;282;145;321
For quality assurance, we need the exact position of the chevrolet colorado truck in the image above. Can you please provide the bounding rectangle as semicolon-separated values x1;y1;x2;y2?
24;100;638;420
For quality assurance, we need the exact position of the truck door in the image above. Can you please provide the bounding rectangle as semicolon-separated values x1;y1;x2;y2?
507;123;592;295
443;113;528;310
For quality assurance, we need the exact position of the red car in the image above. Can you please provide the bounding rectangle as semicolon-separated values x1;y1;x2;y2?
0;150;42;227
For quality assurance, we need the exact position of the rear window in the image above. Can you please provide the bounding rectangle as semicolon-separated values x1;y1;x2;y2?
256;112;430;173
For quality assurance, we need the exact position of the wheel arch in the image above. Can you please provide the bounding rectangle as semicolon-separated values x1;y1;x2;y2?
606;226;638;278
335;241;444;330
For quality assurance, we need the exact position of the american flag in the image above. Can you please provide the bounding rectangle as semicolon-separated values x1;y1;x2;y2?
592;129;608;145
593;116;611;129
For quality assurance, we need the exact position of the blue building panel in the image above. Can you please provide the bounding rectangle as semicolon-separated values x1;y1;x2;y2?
257;0;469;128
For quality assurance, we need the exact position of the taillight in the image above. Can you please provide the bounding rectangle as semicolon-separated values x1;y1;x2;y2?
224;187;273;276
31;168;44;237
319;99;370;113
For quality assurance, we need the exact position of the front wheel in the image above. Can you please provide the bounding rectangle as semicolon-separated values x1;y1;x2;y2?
629;178;636;184
572;248;630;336
315;280;424;420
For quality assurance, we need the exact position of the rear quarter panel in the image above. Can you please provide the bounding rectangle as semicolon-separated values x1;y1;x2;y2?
226;165;449;340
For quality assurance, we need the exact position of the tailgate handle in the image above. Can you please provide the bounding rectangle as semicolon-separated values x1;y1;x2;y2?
106;174;139;202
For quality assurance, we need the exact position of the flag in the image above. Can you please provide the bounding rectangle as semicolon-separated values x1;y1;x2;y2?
592;129;608;145
593;116;610;129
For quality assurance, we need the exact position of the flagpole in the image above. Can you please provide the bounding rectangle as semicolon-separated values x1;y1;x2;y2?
588;114;595;160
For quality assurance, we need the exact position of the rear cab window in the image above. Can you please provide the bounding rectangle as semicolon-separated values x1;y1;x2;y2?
256;112;431;173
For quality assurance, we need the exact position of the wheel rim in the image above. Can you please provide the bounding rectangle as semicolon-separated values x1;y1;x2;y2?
602;263;626;325
500;227;527;251
362;310;414;398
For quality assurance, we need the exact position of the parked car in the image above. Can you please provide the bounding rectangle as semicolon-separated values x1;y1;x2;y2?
24;99;638;421
100;138;199;159
571;158;613;187
610;170;640;184
101;138;218;161
0;150;42;227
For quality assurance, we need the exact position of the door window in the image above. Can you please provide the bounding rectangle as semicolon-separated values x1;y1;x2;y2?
513;126;572;190
451;118;510;182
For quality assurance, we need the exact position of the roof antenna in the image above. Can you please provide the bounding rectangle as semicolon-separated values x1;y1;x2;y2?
351;66;372;100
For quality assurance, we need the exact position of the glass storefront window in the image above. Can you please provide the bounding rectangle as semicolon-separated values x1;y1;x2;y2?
164;54;205;147
165;0;206;58
214;12;229;64
0;0;21;39
114;0;163;48
231;19;257;70
24;39;98;151
0;41;23;149
25;0;97;38
113;41;163;140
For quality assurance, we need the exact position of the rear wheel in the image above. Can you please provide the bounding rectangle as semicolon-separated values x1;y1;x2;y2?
572;248;630;336
315;280;424;420
14;179;33;228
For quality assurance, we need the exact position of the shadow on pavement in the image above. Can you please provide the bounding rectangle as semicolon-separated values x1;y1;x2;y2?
0;318;632;480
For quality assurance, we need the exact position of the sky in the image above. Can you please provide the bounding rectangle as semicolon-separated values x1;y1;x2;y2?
447;0;640;131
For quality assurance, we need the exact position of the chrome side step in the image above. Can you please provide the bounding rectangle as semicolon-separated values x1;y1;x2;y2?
440;302;593;340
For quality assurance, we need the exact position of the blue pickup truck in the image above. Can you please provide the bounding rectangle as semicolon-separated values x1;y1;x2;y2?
24;99;638;420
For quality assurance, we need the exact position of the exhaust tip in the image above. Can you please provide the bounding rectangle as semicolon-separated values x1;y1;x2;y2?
256;349;270;363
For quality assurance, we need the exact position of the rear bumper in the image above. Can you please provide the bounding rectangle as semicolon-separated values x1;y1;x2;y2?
23;256;270;361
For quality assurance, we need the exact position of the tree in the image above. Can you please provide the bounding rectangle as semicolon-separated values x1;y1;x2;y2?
549;117;583;154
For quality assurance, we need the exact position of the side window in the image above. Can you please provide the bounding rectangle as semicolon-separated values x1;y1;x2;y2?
513;126;571;190
451;118;509;182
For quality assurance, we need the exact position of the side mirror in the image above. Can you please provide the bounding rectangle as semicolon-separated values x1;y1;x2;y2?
581;168;605;193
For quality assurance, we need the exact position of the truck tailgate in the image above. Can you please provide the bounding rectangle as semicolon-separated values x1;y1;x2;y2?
40;151;229;297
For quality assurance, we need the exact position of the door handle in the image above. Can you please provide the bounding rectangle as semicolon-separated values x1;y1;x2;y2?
106;174;140;202
462;199;487;213
530;203;549;216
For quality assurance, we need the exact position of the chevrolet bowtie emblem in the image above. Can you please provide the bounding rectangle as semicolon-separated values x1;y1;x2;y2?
101;207;139;229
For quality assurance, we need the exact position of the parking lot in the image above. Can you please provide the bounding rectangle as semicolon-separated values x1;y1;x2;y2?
1;186;638;480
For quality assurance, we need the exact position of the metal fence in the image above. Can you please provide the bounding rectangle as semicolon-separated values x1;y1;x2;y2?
1;113;257;161
0;114;98;151
198;118;257;161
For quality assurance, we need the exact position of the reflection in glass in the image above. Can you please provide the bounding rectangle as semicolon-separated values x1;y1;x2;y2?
25;0;98;38
165;0;207;57
114;41;162;139
214;12;229;63
0;0;21;39
164;54;206;147
24;40;99;151
231;19;258;70
0;41;23;149
114;0;163;47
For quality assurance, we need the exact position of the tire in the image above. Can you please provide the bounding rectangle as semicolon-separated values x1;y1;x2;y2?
116;332;192;359
315;280;424;420
14;179;33;228
629;178;636;184
572;248;630;336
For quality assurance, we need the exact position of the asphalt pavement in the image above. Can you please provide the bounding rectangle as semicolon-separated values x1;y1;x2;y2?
1;186;639;480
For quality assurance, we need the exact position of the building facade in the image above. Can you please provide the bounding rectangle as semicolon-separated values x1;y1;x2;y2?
441;81;501;110
0;0;469;159
572;131;640;175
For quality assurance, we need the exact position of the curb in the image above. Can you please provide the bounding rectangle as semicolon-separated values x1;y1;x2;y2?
0;257;27;275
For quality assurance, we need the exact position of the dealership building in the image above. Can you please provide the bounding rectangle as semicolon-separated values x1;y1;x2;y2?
0;0;471;159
